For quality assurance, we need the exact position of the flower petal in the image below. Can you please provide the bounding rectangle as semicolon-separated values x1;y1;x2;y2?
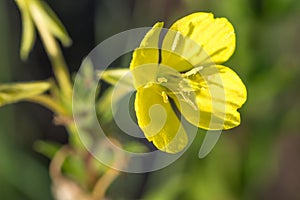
169;12;236;64
161;28;205;72
172;65;247;130
135;84;188;153
160;49;195;72
130;22;164;88
140;22;164;49
129;22;164;71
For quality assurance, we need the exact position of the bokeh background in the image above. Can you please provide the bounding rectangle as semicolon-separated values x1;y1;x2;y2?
1;0;300;199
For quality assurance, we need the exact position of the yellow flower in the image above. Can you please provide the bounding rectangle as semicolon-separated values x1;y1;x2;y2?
130;12;247;153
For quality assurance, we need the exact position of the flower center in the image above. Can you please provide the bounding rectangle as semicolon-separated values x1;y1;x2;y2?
155;65;202;110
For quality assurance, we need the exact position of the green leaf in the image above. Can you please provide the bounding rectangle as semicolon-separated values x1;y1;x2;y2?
97;68;135;123
63;154;88;186
30;0;72;46
34;140;61;159
97;87;114;123
99;68;134;88
123;141;148;153
97;84;135;124
0;81;51;107
35;141;87;186
15;0;36;60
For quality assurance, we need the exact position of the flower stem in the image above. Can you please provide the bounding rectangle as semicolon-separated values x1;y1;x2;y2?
26;95;68;115
91;138;123;200
30;4;72;98
92;168;120;200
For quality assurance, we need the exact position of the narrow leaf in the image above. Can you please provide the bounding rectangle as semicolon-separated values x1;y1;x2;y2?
0;81;51;107
30;0;72;46
99;68;134;88
15;0;36;60
34;140;61;159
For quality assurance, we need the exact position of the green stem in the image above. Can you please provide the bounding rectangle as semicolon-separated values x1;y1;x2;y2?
50;51;73;98
26;95;68;115
66;123;86;151
92;168;120;200
30;4;72;98
91;138;123;200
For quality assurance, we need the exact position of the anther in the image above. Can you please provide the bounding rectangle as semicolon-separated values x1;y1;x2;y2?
161;91;169;103
184;66;204;77
157;77;168;83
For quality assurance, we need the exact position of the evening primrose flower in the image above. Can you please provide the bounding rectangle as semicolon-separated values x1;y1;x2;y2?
129;12;247;153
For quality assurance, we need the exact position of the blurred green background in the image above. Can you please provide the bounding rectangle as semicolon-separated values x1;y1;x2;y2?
1;0;300;199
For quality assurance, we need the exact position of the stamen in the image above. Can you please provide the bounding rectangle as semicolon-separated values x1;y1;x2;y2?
157;77;168;83
183;66;204;77
179;78;201;92
161;91;169;103
179;92;198;111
